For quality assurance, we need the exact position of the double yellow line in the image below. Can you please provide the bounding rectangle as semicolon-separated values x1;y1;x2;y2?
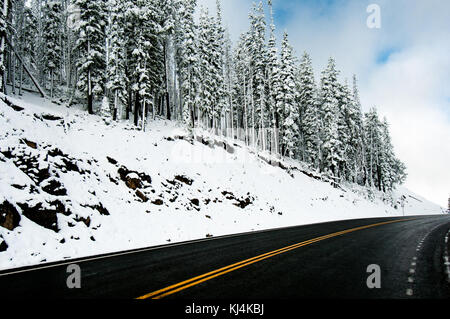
137;219;412;299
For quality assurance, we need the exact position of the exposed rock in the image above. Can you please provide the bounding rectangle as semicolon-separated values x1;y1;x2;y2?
152;199;164;206
106;156;118;165
74;216;91;227
191;198;200;206
175;175;193;186
18;203;59;232
126;173;142;190
48;147;66;158
0;148;13;159
11;184;27;190
41;178;67;196
138;172;152;185
96;203;110;216
136;189;149;202
60;157;80;173
81;203;110;216
41;114;63;121
2;96;24;111
0;237;8;252
233;196;254;209
49;200;72;216
0;201;21;230
221;190;254;209
22;139;37;149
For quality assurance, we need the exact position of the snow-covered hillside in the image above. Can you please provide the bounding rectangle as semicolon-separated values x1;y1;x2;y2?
0;94;445;270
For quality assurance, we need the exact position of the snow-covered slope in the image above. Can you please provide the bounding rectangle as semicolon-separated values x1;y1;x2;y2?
0;94;445;270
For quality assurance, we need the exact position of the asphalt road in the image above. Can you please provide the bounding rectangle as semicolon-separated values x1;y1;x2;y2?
1;215;450;299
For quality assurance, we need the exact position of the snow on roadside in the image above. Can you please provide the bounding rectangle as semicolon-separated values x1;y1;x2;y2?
0;93;445;270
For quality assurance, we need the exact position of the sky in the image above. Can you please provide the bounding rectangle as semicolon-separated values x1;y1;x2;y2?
197;0;450;208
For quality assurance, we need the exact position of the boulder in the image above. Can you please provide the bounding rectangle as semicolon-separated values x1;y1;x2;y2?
0;201;21;231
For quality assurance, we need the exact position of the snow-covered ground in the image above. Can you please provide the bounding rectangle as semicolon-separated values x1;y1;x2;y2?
0;92;445;270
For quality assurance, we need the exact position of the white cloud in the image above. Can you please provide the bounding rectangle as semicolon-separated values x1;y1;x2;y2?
363;44;450;207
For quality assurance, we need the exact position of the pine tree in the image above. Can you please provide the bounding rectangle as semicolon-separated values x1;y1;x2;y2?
364;107;382;188
158;0;177;120
106;0;126;121
43;0;63;98
298;52;319;167
348;75;366;184
233;31;251;145
248;2;267;149
74;0;108;114
197;7;214;128
319;57;341;178
266;0;281;154
277;31;298;158
223;30;235;139
178;0;198;128
335;81;352;180
213;0;226;134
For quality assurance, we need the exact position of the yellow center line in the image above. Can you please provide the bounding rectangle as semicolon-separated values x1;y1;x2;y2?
136;218;414;299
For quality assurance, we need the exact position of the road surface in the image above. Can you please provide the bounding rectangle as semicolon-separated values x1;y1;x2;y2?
1;215;449;299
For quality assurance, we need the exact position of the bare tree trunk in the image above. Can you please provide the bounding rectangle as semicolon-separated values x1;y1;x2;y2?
142;99;146;132
243;74;248;146
113;89;118;121
50;70;54;98
134;91;140;126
